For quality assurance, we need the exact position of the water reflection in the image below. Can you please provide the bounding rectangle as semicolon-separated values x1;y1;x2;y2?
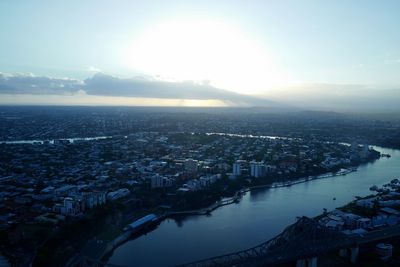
108;146;400;267
249;188;271;201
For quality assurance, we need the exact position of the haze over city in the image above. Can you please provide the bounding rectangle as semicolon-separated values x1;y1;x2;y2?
1;0;400;111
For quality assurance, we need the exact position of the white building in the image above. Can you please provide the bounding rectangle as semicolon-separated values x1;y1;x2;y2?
232;162;242;176
199;175;220;187
250;161;265;178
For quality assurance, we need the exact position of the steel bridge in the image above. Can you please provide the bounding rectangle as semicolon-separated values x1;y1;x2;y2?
75;217;400;267
176;217;355;267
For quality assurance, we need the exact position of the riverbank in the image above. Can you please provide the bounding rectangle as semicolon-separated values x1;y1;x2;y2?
162;167;358;218
106;146;399;266
96;167;359;263
81;191;244;264
78;145;380;265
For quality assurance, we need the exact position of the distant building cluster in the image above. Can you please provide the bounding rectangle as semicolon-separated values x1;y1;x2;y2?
319;179;400;237
0;131;376;230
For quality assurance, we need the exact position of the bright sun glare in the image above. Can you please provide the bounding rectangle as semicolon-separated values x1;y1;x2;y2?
125;20;286;95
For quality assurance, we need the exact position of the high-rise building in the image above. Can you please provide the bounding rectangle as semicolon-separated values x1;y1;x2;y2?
82;191;107;209
232;162;242;176
250;161;265;178
151;174;164;188
151;175;174;188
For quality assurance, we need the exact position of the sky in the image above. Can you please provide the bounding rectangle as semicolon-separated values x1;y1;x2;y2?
1;0;400;110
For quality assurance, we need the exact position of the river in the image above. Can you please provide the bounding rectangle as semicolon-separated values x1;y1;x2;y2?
108;146;399;267
0;136;111;145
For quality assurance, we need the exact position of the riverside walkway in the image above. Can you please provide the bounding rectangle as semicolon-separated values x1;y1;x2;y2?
163;191;242;218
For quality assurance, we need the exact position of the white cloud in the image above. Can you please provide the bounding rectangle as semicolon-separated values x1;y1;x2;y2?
87;66;101;72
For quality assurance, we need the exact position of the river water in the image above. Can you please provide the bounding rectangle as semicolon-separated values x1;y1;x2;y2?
0;136;111;145
108;146;400;267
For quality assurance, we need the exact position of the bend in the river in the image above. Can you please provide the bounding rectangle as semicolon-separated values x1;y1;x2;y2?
107;146;400;267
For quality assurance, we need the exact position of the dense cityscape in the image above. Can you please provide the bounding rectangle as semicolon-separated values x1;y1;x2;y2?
1;1;400;266
1;107;399;266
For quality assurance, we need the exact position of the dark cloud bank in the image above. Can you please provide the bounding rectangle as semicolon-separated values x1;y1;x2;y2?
0;72;399;112
0;73;82;95
0;73;275;107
